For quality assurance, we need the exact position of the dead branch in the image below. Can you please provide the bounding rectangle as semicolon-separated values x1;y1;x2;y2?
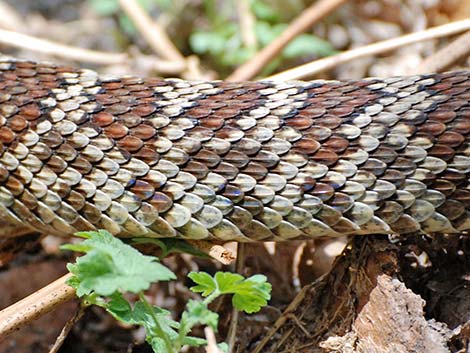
119;0;184;63
0;29;128;65
415;30;470;74
48;303;86;353
205;326;224;353
237;0;257;50
0;273;75;340
186;240;236;265
267;19;470;81
227;0;349;81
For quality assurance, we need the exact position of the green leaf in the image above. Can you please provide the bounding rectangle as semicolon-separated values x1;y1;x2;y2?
231;277;272;313
149;337;169;353
107;295;183;350
283;34;336;58
88;0;158;16
189;271;272;314
88;0;120;16
154;0;172;10
181;300;219;332
218;342;229;353
65;231;271;352
255;22;285;47
63;230;175;296
220;47;255;66
61;243;93;253
188;272;217;296
133;300;178;332
190;31;227;55
251;0;281;22
182;336;207;346
214;272;245;293
106;292;134;323
119;15;138;36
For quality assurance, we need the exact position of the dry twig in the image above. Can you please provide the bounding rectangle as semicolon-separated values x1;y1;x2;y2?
227;0;349;81
119;0;184;63
0;30;190;76
0;29;128;65
267;19;470;81
0;273;75;340
48;303;87;353
186;240;235;265
237;0;257;50
226;243;246;352
415;31;470;74
204;326;223;353
0;2;25;32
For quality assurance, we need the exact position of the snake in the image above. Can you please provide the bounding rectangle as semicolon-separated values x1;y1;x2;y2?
0;55;468;243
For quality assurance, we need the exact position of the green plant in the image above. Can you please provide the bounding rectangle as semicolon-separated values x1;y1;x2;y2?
88;0;172;36
62;230;271;353
88;0;336;77
190;0;337;75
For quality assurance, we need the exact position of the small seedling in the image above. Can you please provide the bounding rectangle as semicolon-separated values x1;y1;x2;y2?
62;230;271;353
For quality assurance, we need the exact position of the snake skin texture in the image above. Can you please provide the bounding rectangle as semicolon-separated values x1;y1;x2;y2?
0;56;469;242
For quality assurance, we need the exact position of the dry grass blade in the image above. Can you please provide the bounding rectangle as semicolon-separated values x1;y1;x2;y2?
227;0;349;81
267;19;470;81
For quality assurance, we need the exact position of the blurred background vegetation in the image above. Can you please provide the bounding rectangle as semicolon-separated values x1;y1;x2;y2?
2;0;469;80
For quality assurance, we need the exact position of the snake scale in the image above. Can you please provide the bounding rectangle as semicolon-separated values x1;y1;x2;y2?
0;55;469;243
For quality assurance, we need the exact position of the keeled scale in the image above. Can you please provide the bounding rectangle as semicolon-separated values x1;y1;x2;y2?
0;56;469;242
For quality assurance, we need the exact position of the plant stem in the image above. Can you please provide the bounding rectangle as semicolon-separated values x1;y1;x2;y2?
203;290;220;306
138;292;175;353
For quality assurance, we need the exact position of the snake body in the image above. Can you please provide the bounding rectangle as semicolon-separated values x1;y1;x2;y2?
0;56;469;242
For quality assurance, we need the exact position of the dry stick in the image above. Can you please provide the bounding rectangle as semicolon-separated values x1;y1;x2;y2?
204;326;223;353
131;53;188;75
227;0;349;81
267;19;470;81
119;0;185;63
119;0;207;79
0;30;186;75
186;240;236;266
226;243;246;353
0;29;128;65
415;31;470;74
237;0;257;49
0;2;25;32
48;303;87;353
0;273;75;341
128;48;187;75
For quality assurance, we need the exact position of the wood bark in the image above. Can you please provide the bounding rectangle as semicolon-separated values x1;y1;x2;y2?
251;235;470;353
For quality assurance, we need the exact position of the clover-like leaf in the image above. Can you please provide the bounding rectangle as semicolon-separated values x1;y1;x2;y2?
189;271;271;313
